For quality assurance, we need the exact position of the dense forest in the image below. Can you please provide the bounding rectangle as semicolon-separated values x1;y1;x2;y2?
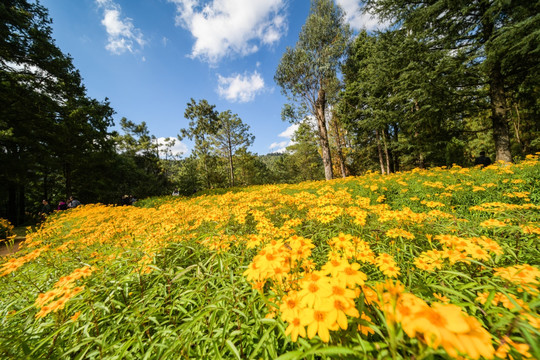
1;0;539;225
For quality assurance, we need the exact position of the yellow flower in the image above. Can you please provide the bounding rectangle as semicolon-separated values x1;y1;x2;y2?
280;291;305;323
304;305;336;343
298;273;332;308
336;262;367;288
321;257;348;277
358;313;375;336
479;219;507;228
385;228;415;240
70;311;81;321
382;265;400;278
403;303;494;359
284;314;309;342
433;293;450;304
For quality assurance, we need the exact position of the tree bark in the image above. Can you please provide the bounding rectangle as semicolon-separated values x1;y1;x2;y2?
489;61;512;162
392;124;400;172
376;129;385;175
482;11;512;163
228;141;235;187
330;115;347;178
381;130;391;174
315;88;333;180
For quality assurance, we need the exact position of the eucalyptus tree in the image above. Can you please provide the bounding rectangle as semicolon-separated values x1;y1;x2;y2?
363;0;540;162
211;111;254;187
275;0;351;180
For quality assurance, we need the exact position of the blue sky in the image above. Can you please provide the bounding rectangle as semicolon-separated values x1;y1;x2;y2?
40;0;382;156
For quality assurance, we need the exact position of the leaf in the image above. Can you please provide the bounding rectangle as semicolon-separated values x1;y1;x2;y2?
304;346;360;356
225;339;241;360
275;350;304;360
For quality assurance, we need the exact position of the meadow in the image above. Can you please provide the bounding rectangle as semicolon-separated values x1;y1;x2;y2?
1;156;539;359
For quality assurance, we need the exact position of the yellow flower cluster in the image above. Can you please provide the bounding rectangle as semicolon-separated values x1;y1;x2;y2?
0;246;49;276
494;264;540;286
375;281;495;359
34;266;93;318
0;155;537;357
414;235;503;271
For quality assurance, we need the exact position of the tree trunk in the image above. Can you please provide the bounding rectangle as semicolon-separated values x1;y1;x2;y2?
331;115;347;178
315;88;333;180
489;61;512;162
228;143;235;187
482;10;512;163
381;130;391;174
392;124;400;172
376;129;385;175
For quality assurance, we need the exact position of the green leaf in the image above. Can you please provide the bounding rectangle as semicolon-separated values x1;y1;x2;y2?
225;339;241;360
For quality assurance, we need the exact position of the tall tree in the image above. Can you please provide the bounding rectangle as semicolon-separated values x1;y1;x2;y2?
211;111;254;187
364;0;540;162
0;0;113;223
275;0;351;180
179;99;220;189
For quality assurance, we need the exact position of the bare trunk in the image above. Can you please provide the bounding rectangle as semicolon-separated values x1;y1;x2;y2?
482;12;512;163
376;129;385;175
316;88;333;180
512;103;521;145
331;116;347;178
392;124;400;172
490;61;512;162
381;130;391;174
228;142;235;187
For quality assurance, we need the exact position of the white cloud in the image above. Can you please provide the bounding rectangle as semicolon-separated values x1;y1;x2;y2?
269;140;288;153
336;0;388;31
96;0;145;55
279;123;299;139
217;71;265;103
168;0;287;63
268;123;299;153
157;137;188;158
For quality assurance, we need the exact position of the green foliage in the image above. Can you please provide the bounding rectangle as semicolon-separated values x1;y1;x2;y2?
275;0;352;180
212;110;255;187
363;0;540;162
0;0;115;224
1;158;540;358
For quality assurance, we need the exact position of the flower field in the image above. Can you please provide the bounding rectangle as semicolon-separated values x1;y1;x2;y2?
1;157;540;359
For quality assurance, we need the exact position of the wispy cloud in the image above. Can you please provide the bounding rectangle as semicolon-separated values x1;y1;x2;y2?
217;71;265;103
336;0;388;31
96;0;145;55
269;140;289;153
168;0;287;63
269;123;299;153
